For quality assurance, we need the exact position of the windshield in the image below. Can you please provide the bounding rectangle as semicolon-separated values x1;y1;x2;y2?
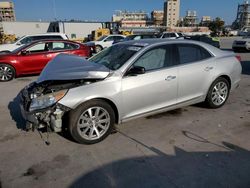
97;35;107;41
88;44;142;70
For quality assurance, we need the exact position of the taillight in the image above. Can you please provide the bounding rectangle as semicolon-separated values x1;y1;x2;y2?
235;55;241;62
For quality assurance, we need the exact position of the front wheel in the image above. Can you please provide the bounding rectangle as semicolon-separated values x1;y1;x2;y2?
0;64;15;82
69;100;115;144
205;77;230;108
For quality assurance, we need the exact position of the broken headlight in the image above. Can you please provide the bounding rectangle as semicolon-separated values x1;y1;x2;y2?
29;89;68;112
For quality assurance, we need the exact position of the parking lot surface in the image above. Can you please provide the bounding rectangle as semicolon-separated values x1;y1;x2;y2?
0;38;250;188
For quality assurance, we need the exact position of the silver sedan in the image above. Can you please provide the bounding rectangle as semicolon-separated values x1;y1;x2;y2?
20;39;242;144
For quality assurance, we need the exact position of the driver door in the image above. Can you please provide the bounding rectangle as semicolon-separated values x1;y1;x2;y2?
121;44;178;120
18;42;51;74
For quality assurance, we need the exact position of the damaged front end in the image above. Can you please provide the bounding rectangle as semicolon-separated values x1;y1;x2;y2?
19;53;111;135
20;80;95;132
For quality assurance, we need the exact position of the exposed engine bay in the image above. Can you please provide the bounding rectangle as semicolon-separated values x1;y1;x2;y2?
20;79;100;133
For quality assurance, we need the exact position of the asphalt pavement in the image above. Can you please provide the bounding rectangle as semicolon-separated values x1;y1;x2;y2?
0;38;250;188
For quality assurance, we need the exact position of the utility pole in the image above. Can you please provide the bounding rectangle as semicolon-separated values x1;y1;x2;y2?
52;0;57;20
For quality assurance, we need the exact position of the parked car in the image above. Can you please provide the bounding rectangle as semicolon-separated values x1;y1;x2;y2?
0;33;68;53
232;36;250;52
0;40;90;81
113;34;158;44
20;39;242;144
159;32;184;39
86;35;125;53
185;35;220;48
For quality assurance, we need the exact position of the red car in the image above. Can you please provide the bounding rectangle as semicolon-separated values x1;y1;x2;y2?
0;40;91;81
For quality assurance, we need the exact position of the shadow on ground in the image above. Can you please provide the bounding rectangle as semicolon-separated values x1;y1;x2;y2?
70;132;250;188
8;92;26;130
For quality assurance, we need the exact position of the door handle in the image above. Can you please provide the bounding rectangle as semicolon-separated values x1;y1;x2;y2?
165;76;176;81
204;66;214;71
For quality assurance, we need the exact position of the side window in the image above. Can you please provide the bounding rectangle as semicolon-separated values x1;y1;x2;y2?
163;33;169;38
170;33;176;37
134;36;142;40
26;43;48;53
133;47;167;72
52;42;65;50
105;36;114;42
114;36;124;41
177;44;212;65
64;42;79;50
52;42;79;51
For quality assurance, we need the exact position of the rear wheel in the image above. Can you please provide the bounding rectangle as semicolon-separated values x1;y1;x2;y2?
95;45;103;53
205;77;230;108
69;99;115;144
0;64;15;82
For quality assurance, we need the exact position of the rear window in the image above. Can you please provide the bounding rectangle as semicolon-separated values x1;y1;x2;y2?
177;44;212;64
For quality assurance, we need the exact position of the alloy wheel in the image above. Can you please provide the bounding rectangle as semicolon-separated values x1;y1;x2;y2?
77;107;110;141
211;81;228;106
0;65;14;81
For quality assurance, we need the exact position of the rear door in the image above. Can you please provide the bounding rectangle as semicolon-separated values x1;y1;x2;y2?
121;44;178;119
48;41;83;57
176;43;214;103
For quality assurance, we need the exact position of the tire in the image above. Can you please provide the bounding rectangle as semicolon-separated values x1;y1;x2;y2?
95;45;103;53
205;77;230;109
69;99;115;144
0;64;15;82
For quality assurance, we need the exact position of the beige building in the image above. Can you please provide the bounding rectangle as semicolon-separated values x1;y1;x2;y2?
151;10;164;26
163;0;180;28
112;10;148;22
0;1;15;21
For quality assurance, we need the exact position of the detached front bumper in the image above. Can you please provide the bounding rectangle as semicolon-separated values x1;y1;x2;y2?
19;89;70;132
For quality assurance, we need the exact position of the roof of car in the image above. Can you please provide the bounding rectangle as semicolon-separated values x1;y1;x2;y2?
25;33;67;37
120;38;224;56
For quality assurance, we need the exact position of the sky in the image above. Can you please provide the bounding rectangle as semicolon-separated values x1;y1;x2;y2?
12;0;242;25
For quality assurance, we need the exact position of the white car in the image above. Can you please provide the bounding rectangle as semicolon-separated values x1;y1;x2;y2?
0;33;68;52
232;36;250;52
160;32;184;39
88;35;125;53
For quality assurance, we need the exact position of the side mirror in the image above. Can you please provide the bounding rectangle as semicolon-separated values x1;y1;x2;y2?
16;42;22;45
126;66;146;76
20;50;27;55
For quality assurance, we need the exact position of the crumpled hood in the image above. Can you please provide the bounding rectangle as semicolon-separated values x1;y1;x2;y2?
37;54;110;83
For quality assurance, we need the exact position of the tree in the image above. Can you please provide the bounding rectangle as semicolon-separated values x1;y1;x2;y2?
208;17;225;36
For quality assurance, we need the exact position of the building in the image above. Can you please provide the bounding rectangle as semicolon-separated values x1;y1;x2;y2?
151;10;164;26
163;0;180;28
112;10;149;22
200;16;211;26
112;10;153;28
0;21;102;39
233;1;250;29
169;26;210;35
0;1;15;21
183;10;198;27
